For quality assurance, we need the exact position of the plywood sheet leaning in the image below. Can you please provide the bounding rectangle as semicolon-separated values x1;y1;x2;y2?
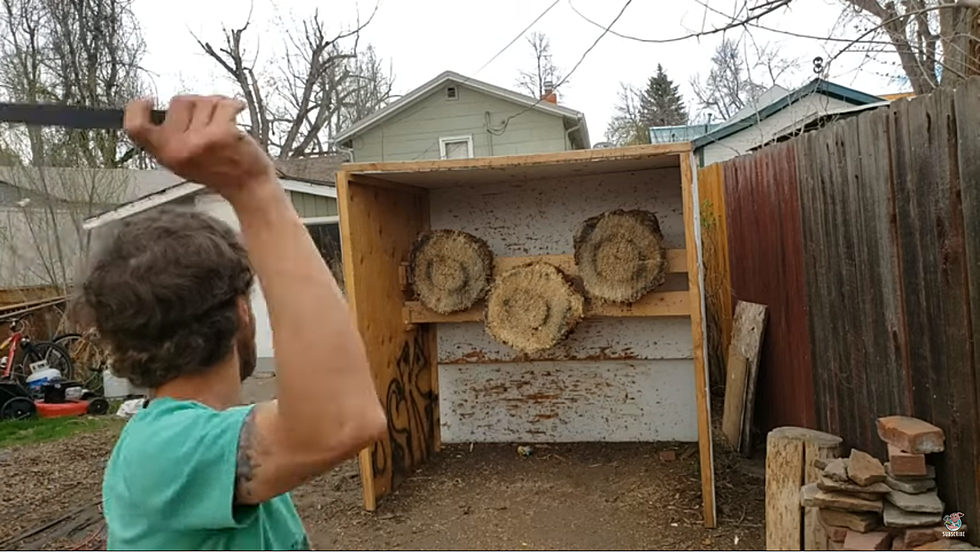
337;173;439;511
722;301;768;452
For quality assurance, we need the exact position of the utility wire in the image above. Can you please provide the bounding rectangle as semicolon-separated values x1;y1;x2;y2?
480;0;636;141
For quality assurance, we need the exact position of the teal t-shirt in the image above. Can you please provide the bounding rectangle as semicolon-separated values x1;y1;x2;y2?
103;397;310;550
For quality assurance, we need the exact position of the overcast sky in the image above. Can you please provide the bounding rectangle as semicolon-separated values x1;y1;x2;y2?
133;0;908;144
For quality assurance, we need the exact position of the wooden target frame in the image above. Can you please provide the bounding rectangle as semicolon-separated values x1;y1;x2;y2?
336;144;717;527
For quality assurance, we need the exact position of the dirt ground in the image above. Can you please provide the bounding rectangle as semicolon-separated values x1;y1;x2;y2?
0;415;765;551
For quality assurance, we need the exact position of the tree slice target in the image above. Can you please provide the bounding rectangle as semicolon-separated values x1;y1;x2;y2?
484;262;585;353
409;229;494;314
573;209;669;303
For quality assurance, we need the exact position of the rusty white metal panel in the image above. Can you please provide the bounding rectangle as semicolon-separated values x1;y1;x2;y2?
428;167;686;254
428;169;694;443
438;317;693;363
439;361;698;443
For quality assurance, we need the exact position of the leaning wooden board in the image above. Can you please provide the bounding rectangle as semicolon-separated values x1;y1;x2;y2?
721;301;768;452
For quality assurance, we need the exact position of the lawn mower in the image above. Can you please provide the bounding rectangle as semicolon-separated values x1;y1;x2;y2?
1;318;110;421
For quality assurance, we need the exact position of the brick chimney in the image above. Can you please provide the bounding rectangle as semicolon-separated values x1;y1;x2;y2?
541;80;557;104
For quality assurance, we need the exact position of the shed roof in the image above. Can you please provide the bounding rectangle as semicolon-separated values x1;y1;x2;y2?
692;78;883;150
334;70;590;148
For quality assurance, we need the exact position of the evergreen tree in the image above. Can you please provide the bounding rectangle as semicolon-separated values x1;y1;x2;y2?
638;65;689;127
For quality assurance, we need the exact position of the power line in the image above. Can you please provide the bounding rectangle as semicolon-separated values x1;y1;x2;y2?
567;0;791;44
475;0;561;75
480;0;636;141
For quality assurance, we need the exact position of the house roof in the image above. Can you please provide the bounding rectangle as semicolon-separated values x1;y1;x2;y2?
333;70;591;148
82;175;337;230
692;78;884;149
754;100;890;149
0;167;183;206
649;122;722;144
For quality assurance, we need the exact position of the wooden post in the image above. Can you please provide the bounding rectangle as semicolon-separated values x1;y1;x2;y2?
765;427;842;551
682;152;718;528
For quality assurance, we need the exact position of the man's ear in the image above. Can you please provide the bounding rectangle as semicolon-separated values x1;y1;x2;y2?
236;296;251;325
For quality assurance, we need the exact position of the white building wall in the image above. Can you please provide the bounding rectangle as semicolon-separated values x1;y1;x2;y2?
701;94;855;166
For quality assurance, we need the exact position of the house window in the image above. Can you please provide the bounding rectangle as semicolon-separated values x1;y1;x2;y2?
439;135;474;160
446;86;458;100
302;216;344;286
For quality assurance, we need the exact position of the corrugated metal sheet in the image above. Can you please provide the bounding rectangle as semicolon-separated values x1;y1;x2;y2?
722;141;814;433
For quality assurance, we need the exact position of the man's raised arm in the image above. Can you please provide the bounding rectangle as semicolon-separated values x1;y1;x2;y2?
123;95;386;504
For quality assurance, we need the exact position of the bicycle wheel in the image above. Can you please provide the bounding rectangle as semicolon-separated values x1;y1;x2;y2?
53;333;107;390
23;341;75;382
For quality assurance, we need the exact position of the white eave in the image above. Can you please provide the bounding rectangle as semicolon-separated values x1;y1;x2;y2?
82;178;336;231
333;70;590;146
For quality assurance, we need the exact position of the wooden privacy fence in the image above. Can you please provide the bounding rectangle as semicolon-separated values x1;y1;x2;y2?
706;77;980;542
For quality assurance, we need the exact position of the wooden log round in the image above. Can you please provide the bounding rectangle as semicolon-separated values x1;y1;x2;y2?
573;209;669;303
409;229;494;315
484;262;585;353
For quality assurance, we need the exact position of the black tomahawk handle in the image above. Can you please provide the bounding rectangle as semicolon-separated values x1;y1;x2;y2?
0;103;166;130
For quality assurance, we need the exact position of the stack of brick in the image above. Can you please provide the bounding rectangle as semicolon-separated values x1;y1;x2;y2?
799;416;978;551
877;416;975;551
801;447;892;550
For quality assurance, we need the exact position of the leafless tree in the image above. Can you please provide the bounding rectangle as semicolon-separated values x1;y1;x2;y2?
0;0;148;168
196;8;394;159
690;38;797;122
835;0;979;93
605;83;651;146
0;166;132;296
516;31;565;98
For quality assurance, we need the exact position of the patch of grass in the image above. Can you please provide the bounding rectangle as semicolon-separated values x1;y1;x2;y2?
0;416;121;449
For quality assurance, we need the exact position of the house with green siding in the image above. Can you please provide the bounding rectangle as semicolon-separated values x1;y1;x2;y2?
333;70;592;162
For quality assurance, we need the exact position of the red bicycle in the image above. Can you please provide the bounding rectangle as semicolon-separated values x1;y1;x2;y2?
1;318;73;382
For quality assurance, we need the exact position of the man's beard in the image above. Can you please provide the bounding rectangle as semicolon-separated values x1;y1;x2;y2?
236;306;257;382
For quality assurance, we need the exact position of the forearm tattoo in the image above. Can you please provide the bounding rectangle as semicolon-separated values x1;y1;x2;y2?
235;408;260;502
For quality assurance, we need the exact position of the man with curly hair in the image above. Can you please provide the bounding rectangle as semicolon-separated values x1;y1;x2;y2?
82;95;386;550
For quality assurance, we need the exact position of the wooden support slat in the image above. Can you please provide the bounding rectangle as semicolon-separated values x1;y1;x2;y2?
681;152;717;529
399;250;687;285
404;290;690;324
401;249;689;323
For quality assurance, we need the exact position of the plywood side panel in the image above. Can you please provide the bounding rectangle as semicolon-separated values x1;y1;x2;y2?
337;173;437;511
438;361;698;443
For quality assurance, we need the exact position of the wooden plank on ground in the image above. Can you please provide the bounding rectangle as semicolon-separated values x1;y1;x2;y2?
722;301;768;451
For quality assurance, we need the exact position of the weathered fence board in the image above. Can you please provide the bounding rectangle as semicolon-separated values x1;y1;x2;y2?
717;77;980;544
954;75;980;538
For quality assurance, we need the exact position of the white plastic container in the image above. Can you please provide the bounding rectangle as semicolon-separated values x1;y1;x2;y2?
102;369;147;398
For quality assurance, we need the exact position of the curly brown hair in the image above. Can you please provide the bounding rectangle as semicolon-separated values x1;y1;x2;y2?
81;206;255;388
